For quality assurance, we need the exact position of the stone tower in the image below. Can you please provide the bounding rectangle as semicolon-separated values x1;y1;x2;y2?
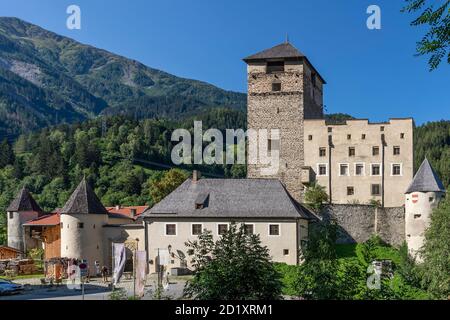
405;158;445;260
7;187;43;252
243;42;325;201
60;178;109;273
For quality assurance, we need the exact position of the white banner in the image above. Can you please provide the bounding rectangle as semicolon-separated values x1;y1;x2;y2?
112;243;126;285
135;251;146;297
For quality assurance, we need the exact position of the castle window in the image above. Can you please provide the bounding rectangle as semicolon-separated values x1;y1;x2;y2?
319;148;326;157
268;139;280;153
372;146;380;156
191;224;203;236
355;163;365;176
328;127;332;133
244;224;254;235
269;224;280;236
380;126;385;132
272;82;281;92
9;212;13;219
217;224;228;235
308;135;313;141
339;164;349;176
266;61;284;74
165;224;177;236
392;164;402;176
393;146;400;155
429;197;434;202
414;214;421;219
317;164;327;176
347;187;354;196
400;133;405;139
362;134;366;140
371;184;381;196
77;223;84;229
371;164;381;176
347;134;351;140
283;249;289;256
348;147;355;157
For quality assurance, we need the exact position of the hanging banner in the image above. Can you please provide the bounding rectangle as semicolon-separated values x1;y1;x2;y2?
112;243;126;285
157;248;170;266
135;250;146;297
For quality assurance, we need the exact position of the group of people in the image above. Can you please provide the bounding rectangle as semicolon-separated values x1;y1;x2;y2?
67;259;109;283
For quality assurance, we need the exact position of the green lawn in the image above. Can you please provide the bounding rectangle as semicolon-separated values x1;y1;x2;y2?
0;273;44;280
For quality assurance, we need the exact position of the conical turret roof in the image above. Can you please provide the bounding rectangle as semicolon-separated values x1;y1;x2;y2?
405;158;446;194
6;186;43;212
61;178;108;214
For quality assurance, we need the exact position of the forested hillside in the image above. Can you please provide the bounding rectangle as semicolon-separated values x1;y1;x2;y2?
0;17;246;136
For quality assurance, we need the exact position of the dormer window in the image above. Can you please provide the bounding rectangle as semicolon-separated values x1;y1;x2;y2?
195;193;209;209
266;61;284;74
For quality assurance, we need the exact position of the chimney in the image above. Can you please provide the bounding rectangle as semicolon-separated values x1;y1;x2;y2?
130;208;137;218
192;170;201;182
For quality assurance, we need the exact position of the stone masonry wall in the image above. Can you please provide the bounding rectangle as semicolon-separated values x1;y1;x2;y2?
321;204;405;246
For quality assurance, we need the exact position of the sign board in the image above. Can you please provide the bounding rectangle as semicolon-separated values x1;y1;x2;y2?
79;262;88;277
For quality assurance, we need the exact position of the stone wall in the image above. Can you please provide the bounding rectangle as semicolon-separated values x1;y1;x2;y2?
320;204;405;246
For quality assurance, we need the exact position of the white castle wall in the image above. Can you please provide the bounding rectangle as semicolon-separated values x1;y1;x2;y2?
60;213;108;273
7;210;40;252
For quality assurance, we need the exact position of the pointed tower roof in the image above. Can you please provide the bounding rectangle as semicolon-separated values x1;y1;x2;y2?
61;178;108;214
243;42;306;62
405;158;446;194
243;41;326;83
6;187;43;212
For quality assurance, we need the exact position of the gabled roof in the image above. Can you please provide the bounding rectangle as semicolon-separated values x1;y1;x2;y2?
23;213;60;226
6;187;43;213
243;42;305;62
61;178;108;215
105;206;149;220
405;158;446;194
143;178;311;219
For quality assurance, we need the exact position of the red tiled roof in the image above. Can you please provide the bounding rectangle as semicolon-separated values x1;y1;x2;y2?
23;213;60;226
105;206;148;220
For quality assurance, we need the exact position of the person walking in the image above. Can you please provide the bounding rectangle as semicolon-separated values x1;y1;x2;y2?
101;265;108;283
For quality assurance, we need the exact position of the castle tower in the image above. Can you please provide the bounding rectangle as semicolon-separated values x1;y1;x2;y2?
244;42;325;201
405;158;445;260
7;187;43;252
60;178;109;273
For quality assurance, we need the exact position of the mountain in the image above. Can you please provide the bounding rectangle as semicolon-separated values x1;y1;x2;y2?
0;17;246;137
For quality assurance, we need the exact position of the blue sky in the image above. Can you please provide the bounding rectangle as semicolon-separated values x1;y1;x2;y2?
1;0;449;124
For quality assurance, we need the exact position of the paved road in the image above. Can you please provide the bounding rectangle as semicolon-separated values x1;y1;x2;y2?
0;275;188;300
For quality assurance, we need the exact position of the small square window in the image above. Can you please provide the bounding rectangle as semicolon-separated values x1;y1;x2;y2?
269;224;280;236
244;224;254;235
192;224;202;236
400;133;405;139
392;164;401;176
272;82;281;92
414;214;421;219
77;223;84;229
318;164;327;176
372;146;380;156
9;212;13;219
166;224;177;236
349;147;355;157
218;224;228;235
371;184;381;196
429;197;434;202
268;139;280;153
347;187;354;196
380;126;385;132
319;148;326;157
347;134;351;140
393;146;400;155
362;134;366;140
328;127;332;133
308;135;313;141
283;249;289;256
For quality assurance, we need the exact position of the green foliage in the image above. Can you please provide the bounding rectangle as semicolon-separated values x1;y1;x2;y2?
149;168;189;204
402;0;450;70
184;224;283;300
420;194;450;299
304;182;328;211
414;120;450;188
109;288;128;300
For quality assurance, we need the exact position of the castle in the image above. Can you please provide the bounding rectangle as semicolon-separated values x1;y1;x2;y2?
5;42;446;273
